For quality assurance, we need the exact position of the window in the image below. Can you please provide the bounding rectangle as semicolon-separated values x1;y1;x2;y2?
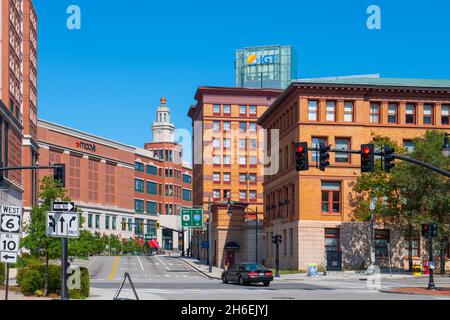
308;100;318;121
370;102;380;123
88;214;93;228
223;104;231;114
403;140;415;153
441;105;449;125
105;216;110;230
326;101;336;121
121;218;126;231
404;234;420;257
135;179;144;192
213;104;221;114
146;165;157;175
213;172;220;182
239;122;247;132
213;121;220;131
325;228;340;251
223;138;231;148
406;104;416;124
249;139;257;149
128;218;132;231
183;189;192;201
146;181;157;195
223;189;231;199
423;104;434;125
112;217;117;230
182;174;191;183
239;173;246;183
213;156;221;165
335;138;350;163
95;215;100;229
249;123;256;132
223;155;231;165
239;156;247;165
388;103;398;124
223;121;231;131
247;173;257;183
249;156;257;165
375;230;390;257
135;200;144;213
312;137;327;162
223;172;231;183
249;105;257;115
321;182;341;213
249;190;257;201
239;139;246;149
213;190;220;199
213;138;221;148
239;190;247;200
240;105;247;115
135;162;144;172
344;101;354;122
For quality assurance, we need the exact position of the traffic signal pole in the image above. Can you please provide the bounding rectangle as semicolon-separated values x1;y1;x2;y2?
61;237;69;300
428;238;436;290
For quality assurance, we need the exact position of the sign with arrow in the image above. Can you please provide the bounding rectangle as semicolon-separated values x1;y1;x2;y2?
1;252;17;264
46;212;80;238
52;202;75;212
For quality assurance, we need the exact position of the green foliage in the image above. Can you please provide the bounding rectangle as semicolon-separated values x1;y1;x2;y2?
20;269;44;295
15;253;44;269
0;263;5;285
17;264;61;294
69;267;90;299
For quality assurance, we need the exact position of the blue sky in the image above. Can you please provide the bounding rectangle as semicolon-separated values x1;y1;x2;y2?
35;0;450;162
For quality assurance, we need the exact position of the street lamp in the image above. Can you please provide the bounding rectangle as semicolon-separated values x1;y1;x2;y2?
442;133;450;157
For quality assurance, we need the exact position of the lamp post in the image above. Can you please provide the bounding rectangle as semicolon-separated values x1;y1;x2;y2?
208;196;212;273
442;133;449;157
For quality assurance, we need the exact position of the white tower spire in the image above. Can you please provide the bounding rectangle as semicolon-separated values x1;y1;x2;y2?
152;97;175;143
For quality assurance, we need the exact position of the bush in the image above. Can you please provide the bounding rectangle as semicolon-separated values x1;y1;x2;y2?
0;263;5;285
20;270;44;295
68;267;89;299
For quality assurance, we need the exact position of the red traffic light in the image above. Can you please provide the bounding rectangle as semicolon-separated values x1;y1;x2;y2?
362;146;371;154
296;145;304;153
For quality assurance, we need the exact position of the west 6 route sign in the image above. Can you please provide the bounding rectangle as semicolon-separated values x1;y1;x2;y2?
46;212;80;238
0;205;22;264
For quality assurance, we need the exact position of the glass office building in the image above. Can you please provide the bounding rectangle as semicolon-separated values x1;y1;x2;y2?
235;45;298;89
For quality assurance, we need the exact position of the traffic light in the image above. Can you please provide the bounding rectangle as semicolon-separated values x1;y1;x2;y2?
271;234;282;244
140;221;144;232
421;224;430;238
360;144;375;173
227;197;232;215
277;234;282;243
319;143;331;171
430;223;438;238
384;146;395;173
54;163;66;187
295;142;309;171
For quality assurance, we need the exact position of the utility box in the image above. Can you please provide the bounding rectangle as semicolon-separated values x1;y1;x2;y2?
326;250;342;271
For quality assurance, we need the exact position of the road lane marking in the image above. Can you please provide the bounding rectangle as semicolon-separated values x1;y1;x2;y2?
137;256;144;271
87;257;96;269
107;256;120;281
155;256;171;271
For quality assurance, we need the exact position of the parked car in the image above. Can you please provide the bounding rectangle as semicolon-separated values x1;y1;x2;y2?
222;263;273;286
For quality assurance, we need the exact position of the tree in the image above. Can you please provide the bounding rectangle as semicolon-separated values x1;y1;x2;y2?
22;176;69;295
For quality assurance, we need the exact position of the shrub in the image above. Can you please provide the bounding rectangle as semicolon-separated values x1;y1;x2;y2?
68;267;89;299
0;263;5;285
20;270;44;295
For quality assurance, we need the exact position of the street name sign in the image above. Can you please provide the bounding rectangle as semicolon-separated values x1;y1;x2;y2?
52;201;75;212
46;212;80;238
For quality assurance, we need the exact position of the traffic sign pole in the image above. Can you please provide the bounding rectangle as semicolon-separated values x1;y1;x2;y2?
5;263;9;300
61;237;69;300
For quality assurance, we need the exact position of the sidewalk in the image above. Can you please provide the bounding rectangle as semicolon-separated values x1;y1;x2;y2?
277;270;422;281
178;257;223;279
381;287;450;298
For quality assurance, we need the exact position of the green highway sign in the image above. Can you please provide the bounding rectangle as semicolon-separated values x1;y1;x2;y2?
181;208;204;228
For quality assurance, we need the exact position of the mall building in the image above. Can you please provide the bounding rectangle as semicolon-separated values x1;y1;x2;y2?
36;98;192;250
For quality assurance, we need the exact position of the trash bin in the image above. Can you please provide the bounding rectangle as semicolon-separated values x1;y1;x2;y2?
412;264;421;276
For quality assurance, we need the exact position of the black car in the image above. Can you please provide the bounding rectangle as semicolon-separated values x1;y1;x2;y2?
222;263;273;286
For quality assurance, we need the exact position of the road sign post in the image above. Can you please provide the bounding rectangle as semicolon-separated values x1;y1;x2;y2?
47;202;79;301
0;205;22;300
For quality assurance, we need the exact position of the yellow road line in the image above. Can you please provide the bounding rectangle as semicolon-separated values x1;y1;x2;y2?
107;256;120;280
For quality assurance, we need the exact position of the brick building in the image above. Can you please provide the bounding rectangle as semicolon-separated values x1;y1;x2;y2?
0;0;38;212
257;77;450;271
188;86;282;267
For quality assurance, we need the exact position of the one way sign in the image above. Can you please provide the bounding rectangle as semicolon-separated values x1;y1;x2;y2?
52;202;75;212
46;212;80;238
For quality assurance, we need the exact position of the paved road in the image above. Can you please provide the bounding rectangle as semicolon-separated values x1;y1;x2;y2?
75;255;450;300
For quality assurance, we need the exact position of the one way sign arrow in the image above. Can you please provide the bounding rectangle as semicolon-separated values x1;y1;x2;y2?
52;202;75;212
1;252;17;263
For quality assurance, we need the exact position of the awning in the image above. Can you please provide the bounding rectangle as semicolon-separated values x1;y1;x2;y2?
149;240;159;248
224;242;240;250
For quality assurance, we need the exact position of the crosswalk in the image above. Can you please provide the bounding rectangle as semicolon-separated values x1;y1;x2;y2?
92;274;203;281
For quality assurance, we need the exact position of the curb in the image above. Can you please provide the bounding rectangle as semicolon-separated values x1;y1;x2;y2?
178;258;222;280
